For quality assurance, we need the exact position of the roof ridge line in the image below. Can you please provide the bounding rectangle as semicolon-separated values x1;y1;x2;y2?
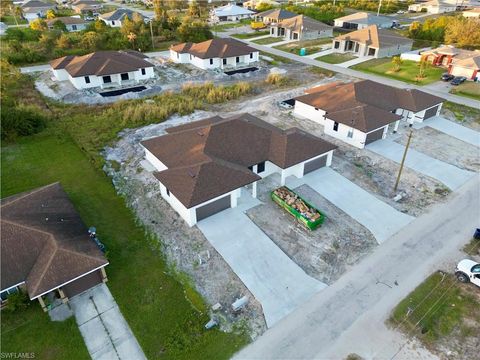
1;183;60;209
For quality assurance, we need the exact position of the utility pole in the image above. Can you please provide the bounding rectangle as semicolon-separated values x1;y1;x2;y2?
394;130;413;193
149;20;155;51
377;0;383;16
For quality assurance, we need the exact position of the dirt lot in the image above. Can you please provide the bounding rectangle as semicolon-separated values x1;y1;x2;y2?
247;175;377;285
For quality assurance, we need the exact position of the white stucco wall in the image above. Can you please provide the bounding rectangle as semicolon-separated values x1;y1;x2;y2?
173;52;259;70
395;103;443;124
294;101;327;126
101;19;122;27
377;43;413;58
145;149;167;171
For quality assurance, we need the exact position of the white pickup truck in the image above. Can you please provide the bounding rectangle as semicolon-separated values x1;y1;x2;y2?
455;259;480;287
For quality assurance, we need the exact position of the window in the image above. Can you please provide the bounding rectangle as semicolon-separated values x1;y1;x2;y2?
250;53;253;59
314;107;319;111
141;68;146;75
236;56;240;63
103;75;112;84
257;162;265;173
1;287;18;302
84;76;90;84
209;58;213;65
190;54;193;60
347;128;354;138
121;73;129;81
72;24;77;30
334;41;340;49
223;58;227;65
472;265;480;273
166;188;170;196
333;122;339;131
177;52;179;58
111;21;115;26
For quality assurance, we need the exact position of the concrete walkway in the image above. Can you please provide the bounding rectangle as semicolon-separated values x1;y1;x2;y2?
70;284;146;360
415;116;480;147
245;34;270;42
367;138;475;190
337;55;374;68
263;39;297;48
305;48;333;59
287;167;414;244
197;193;326;328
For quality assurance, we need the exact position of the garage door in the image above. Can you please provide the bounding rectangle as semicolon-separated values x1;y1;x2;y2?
303;155;327;175
365;127;385;145
423;105;439;120
63;270;103;298
450;66;473;78
196;195;231;222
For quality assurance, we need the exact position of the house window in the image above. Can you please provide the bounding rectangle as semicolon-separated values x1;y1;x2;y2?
111;21;115;26
250;53;253;59
236;56;240;63
347;128;354;138
72;24;77;30
141;68;146;75
84;76;90;84
334;41;340;49
177;52;179;58
0;287;19;302
121;73;129;81
257;162;265;173
314;107;319;111
333;122;339;131
190;54;193;60
103;75;112;83
223;58;227;65
166;188;170;196
368;48;376;56
209;58;213;65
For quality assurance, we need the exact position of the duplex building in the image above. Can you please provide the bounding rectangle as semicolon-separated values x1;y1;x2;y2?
50;50;155;90
270;15;333;40
333;12;395;30
332;25;413;58
46;16;88;31
421;46;480;80
71;0;103;15
141;114;336;226
21;0;55;22
211;4;254;22
99;9;146;27
408;0;457;14
1;183;108;310
169;38;259;70
294;80;444;148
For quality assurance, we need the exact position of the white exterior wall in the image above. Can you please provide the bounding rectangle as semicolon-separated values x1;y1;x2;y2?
376;43;413;58
294;101;327;126
324;119;368;148
170;50;190;64
145;149;167;171
52;68;70;81
66;23;87;31
178;52;259;70
395;103;443;123
101;19;122;27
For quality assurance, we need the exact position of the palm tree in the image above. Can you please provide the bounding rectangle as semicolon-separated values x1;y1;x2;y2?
127;32;137;49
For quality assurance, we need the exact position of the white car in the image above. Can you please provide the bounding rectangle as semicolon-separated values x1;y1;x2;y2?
455;259;480;287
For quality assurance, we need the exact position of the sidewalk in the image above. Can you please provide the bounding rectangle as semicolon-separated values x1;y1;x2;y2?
337;55;374;68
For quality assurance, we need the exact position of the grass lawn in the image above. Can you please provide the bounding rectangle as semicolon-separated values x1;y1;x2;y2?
352;58;445;85
0;15;28;25
450;82;480;101
316;53;356;64
1;130;249;359
259;50;293;65
274;38;332;55
252;36;284;45
442;101;480;124
231;30;269;39
1;303;90;360
212;19;251;32
389;272;480;345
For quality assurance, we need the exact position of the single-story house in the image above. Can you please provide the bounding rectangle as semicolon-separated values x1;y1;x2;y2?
408;0;457;14
333;12;395;30
244;0;280;11
46;16;88;31
0;22;7;35
21;0;55;22
71;0;103;15
294;80;444;148
421;46;480;80
211;4;254;22
99;9;145;27
270;15;333;41
1;183;108;310
170;38;259;70
332;25;413;58
50;50;155;90
254;8;296;24
462;7;480;17
141;113;337;226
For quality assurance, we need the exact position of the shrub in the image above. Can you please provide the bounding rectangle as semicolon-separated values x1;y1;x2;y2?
4;290;30;313
1;104;47;140
265;73;289;86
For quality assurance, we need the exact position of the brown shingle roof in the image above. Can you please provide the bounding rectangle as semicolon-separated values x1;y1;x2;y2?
256;8;297;21
275;15;332;33
170;38;257;59
46;16;87;26
1;183;108;299
335;25;412;48
295;80;443;132
142;114;336;208
50;50;153;77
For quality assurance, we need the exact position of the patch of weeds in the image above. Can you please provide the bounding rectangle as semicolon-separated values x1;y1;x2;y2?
110;160;121;171
308;66;336;77
463;238;480;255
232;318;250;336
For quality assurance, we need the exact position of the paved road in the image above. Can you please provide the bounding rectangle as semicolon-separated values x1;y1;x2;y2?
287;168;414;244
198;193;326;328
20;64;51;73
367;138;475;190
70;284;146;360
234;174;480;360
228;36;480;109
415;116;480;147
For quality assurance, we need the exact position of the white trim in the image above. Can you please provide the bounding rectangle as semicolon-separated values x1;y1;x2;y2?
30;263;109;300
1;281;25;293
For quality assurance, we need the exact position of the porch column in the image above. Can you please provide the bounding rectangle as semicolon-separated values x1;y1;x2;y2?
101;267;108;283
252;181;257;198
393;120;400;133
38;296;48;312
280;171;286;186
58;288;68;304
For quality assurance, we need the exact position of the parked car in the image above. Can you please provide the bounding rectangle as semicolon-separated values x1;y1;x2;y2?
451;76;467;86
455;259;480;287
441;73;454;82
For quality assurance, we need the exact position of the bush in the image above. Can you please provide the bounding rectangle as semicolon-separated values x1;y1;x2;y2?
4;290;30;313
1;104;47;140
265;73;289;86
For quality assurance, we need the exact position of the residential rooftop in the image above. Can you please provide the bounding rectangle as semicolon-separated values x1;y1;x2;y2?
334;12;393;26
335;25;413;48
275;14;332;32
170;38;257;59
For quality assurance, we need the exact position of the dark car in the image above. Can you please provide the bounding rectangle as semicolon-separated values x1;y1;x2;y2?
451;76;467;85
441;73;454;81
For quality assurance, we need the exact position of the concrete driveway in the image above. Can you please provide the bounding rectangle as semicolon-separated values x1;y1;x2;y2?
197;194;327;328
415;116;480;147
287;167;414;244
367;138;475;190
69;284;146;360
337;55;374;68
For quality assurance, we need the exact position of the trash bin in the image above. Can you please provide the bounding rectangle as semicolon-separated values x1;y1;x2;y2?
299;48;306;56
474;228;480;239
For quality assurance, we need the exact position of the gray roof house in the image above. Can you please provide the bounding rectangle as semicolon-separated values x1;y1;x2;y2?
99;8;146;27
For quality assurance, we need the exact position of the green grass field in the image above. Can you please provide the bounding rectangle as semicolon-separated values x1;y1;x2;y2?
450;82;480;101
231;31;269;39
252;36;284;45
274;38;332;55
0;15;28;25
352;58;445;85
1;131;249;359
316;53;356;64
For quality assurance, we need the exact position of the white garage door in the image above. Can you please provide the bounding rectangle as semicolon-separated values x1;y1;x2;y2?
450;66;474;79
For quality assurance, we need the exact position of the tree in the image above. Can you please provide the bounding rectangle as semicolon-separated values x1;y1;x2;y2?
80;31;100;50
416;60;427;81
56;33;71;49
127;32;137;49
46;9;56;19
152;0;166;21
52;19;67;32
30;18;47;31
445;18;480;50
256;3;274;12
391;56;402;72
187;0;201;18
177;16;212;43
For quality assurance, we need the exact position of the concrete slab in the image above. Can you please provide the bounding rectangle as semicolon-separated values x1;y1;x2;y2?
197;190;327;328
367;138;476;190
287;168;414;244
416;116;480;147
48;302;73;321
